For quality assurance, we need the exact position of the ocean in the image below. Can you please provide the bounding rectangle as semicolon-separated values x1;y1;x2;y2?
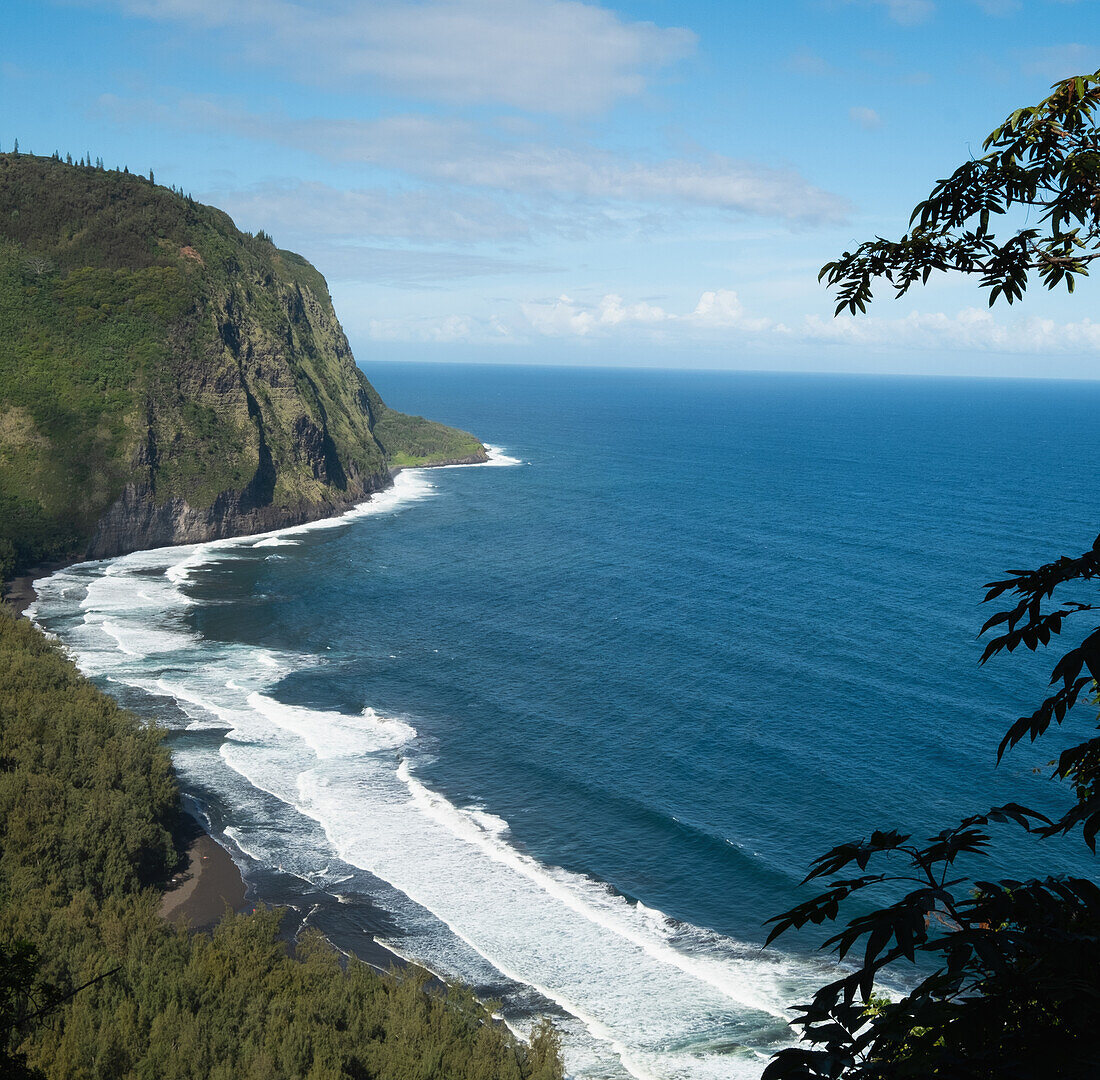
30;363;1100;1079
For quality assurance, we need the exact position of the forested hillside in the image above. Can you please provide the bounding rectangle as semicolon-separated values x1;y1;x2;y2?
0;152;485;574
0;606;561;1080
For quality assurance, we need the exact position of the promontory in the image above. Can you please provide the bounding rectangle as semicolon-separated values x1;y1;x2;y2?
0;151;486;573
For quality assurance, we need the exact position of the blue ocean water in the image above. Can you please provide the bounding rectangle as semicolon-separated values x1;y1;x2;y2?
32;365;1100;1079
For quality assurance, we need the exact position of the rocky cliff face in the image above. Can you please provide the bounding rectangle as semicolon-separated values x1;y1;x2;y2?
0;154;486;569
86;254;395;558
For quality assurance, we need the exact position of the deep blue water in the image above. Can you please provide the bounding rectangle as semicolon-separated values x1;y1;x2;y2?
32;364;1100;1079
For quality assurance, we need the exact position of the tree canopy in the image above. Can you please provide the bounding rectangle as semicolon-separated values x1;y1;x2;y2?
0;606;562;1080
765;70;1100;1080
821;70;1100;314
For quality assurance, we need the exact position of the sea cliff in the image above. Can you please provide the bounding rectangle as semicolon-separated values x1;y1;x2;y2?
0;152;485;570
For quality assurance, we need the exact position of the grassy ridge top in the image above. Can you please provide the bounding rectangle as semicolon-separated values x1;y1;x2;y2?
0;153;485;574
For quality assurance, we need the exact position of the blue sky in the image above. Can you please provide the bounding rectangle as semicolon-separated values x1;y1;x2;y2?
3;0;1100;375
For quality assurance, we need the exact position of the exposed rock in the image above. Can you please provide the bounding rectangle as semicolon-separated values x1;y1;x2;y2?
0;153;487;569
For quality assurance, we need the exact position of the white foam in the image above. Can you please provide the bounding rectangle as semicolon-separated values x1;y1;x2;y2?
394;762;795;1019
246;693;416;758
434;444;523;468
237;746;815;1078
94;615;196;658
253;649;287;670
26;443;833;1078
166;546;214;585
138;644;814;1078
484;444;523;466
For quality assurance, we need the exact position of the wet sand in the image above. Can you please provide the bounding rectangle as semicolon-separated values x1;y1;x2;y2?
160;828;249;928
11;555;412;973
2;555;81;615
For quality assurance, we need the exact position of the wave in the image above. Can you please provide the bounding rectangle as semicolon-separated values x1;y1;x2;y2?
479;444;525;467
27;444;827;1079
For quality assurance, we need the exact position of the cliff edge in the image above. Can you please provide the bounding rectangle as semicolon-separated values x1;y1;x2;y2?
0;153;486;569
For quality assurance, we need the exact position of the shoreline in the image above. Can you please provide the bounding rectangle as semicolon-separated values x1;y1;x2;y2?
2;554;83;616
2;448;502;620
160;813;249;928
5;508;442;972
389;450;490;476
4;447;517;967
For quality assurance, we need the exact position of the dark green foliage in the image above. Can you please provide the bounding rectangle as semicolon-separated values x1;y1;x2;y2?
766;71;1100;1080
0;494;79;573
0;939;47;1079
821;69;1100;314
764;815;1100;1078
0;540;15;581
0;238;191;562
0;607;559;1079
373;408;486;469
0;609;179;902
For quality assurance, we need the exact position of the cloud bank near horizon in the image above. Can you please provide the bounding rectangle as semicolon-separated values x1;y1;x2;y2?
357;287;1100;360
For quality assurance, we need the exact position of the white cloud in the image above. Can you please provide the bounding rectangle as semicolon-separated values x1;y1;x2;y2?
1020;43;1100;80
801;306;1100;353
786;49;838;77
843;0;935;26
306;243;552;286
973;0;1020;14
880;0;935;23
96;0;694;114
96;94;850;225
198;182;564;284
522;293;672;336
690;290;776;331
360;289;1100;356
520;288;777;337
849;106;883;130
209;179;536;245
367;313;483;342
426;147;848;222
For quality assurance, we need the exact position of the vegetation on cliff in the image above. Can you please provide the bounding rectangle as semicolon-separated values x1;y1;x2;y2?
0;152;484;574
0;605;561;1080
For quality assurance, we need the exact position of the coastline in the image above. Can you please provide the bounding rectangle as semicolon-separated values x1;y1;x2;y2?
3;463;499;968
3;449;497;619
14;558;413;971
2;554;83;616
3;558;260;935
389;450;490;476
160;813;248;928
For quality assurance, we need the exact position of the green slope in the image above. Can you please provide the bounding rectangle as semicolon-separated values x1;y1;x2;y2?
0;605;562;1080
0;153;485;571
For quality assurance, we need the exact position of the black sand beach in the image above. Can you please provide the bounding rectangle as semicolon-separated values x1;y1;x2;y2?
9;559;411;972
160;821;249;928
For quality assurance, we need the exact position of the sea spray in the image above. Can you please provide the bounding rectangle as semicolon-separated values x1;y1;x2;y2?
29;448;826;1078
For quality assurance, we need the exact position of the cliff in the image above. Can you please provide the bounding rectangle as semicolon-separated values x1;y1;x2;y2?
0;153;486;569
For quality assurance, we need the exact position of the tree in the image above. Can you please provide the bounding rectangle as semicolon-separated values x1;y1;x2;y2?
765;70;1100;1080
0;940;45;1080
21;255;55;279
820;71;1100;315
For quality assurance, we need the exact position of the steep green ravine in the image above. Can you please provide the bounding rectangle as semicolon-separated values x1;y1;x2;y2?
0;153;486;571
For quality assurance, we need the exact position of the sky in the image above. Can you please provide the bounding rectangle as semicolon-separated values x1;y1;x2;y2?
3;0;1100;377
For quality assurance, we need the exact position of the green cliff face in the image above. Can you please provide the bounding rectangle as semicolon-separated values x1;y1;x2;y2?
0;153;485;567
